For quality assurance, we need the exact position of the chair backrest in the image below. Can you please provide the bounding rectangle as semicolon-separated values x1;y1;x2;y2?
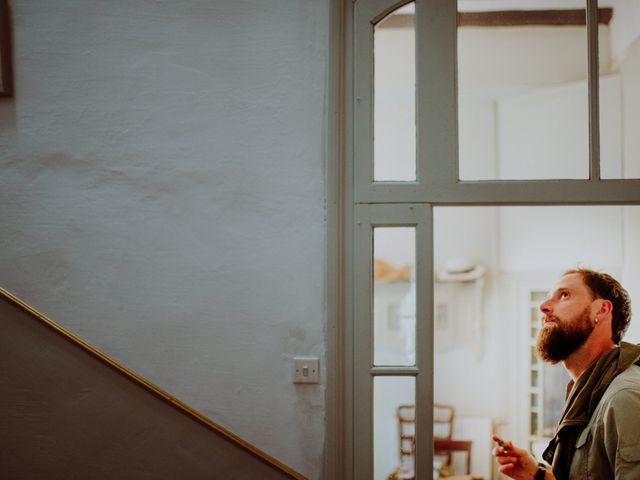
397;404;416;463
433;403;455;439
396;403;456;460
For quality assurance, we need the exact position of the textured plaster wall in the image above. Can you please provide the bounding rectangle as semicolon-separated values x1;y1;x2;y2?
0;1;329;477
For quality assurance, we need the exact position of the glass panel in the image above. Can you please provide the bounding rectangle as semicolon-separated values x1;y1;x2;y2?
532;369;539;388
530;291;549;303
433;205;640;477
600;3;640;178
457;2;589;180
374;376;416;480
530;325;538;338
373;3;416;181
542;362;571;436
531;412;539;436
373;227;415;366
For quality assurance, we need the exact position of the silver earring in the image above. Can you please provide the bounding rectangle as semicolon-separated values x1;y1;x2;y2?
595;317;599;324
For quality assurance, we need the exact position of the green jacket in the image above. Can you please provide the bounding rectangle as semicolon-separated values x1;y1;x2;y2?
569;364;640;478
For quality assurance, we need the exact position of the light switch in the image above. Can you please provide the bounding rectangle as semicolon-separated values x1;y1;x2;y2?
293;356;320;384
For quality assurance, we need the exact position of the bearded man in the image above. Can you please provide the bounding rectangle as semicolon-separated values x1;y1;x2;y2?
491;268;640;480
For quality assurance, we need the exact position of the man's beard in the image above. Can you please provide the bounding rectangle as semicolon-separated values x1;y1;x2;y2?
536;306;594;364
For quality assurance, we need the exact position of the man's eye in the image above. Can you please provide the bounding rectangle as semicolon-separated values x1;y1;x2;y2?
560;292;569;299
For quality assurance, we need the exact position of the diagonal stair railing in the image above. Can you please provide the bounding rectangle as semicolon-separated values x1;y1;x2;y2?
0;286;307;480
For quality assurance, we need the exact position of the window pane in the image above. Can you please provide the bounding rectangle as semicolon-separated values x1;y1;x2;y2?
373;227;415;366
373;3;416;181
374;376;416;480
542;362;571;436
600;4;640;179
457;2;589;180
433;205;640;477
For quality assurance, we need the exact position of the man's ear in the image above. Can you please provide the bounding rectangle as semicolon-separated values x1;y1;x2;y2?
597;299;613;315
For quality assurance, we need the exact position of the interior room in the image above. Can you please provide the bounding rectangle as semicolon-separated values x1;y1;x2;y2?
373;205;640;480
372;2;640;478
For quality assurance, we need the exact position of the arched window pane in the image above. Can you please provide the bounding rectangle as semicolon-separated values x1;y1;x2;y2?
373;3;416;182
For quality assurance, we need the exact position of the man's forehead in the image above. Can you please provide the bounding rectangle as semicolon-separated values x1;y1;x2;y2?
552;273;587;292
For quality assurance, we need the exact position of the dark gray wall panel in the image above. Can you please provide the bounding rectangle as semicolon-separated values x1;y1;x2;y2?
0;296;297;480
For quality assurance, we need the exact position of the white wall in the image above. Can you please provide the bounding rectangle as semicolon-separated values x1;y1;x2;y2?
458;99;497;180
498;207;625;272
620;38;640;341
0;1;329;477
623;206;640;342
621;36;640;178
610;0;640;65
458;25;609;93
498;82;590;179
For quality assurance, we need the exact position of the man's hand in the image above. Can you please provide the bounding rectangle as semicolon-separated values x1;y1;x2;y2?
491;435;546;480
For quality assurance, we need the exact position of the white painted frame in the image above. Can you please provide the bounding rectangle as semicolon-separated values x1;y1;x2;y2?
353;204;433;479
354;0;640;205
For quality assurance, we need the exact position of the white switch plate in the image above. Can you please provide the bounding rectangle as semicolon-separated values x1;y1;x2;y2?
293;356;320;384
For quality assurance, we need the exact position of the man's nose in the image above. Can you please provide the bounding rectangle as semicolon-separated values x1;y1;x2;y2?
540;300;552;314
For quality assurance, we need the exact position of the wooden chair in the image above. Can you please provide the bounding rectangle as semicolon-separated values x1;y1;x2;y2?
433;403;455;467
396;403;475;478
397;404;416;468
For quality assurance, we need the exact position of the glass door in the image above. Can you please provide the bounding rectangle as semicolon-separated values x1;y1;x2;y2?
348;0;640;479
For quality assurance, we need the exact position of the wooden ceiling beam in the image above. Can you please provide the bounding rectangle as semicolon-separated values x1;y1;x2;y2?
457;8;613;27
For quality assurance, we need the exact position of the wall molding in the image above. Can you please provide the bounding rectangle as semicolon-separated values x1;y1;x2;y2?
379;8;613;29
458;8;613;27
